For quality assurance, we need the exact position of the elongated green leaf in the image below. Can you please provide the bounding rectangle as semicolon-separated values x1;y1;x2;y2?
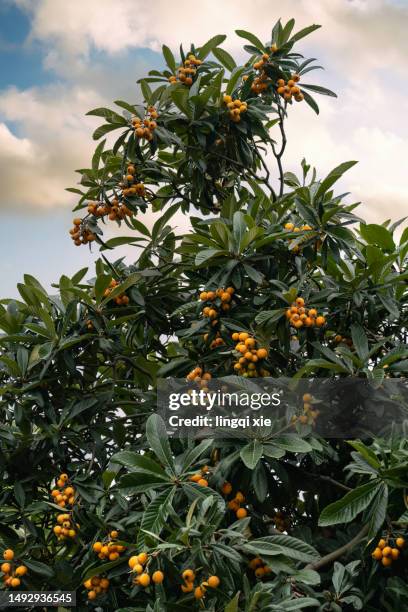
240;440;263;469
315;161;357;200
319;480;380;526
235;29;265;52
212;47;236;71
111;451;168;479
146;414;175;473
162;44;176;72
197;34;227;59
138;487;175;545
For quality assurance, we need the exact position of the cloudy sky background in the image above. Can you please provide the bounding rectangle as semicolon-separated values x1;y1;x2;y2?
0;0;407;297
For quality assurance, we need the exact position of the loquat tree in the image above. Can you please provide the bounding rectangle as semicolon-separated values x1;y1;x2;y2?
1;19;408;612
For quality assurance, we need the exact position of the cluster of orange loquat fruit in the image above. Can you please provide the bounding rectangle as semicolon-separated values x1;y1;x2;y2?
245;48;278;94
103;279;129;306
231;332;270;377
87;197;133;222
83;575;110;600
248;556;272;578
186;366;212;393
276;74;304;102
92;530;126;561
222;482;249;520
285;296;326;330
1;550;28;589
180;569;220;599
129;552;164;587
131;108;158;142
189;465;211;487
371;536;404;567
200;286;235;326
222;94;248;122
50;472;76;508
168;54;202;86
53;513;79;542
69;218;96;246
119;164;147;200
291;392;320;426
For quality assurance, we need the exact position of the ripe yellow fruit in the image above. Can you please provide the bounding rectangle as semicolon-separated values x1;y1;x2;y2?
15;566;27;577
315;316;326;327
396;537;405;548
181;582;194;592
138;573;150;587
382;556;392;567
255;567;265;578
378;538;386;549
207;575;220;588
194;586;205;599
239;332;249;341
372;548;382;560
232;332;240;341
308;308;317;317
93;542;103;553
128;556;139;569
3;550;14;561
110;530;119;539
296;297;304;307
235;491;245;503
137;552;148;564
133;563;143;575
303;393;312;402
221;292;231;302
391;548;400;560
1;563;11;573
200;292;207;301
182;569;195;581
152;570;164;583
257;348;268;359
221;482;232;495
382;546;392;557
197;478;208;487
236;508;248;519
11;578;21;588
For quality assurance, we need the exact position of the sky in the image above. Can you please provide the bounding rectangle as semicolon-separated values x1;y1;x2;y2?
0;0;407;297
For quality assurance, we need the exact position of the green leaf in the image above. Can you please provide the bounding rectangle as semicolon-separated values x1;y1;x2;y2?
94;274;112;303
289;24;321;44
240;440;263;469
119;473;170;495
92;123;124;140
360;223;395;250
140;79;152;103
226;66;246;95
212;47;237;71
319;480;380;526
111;451;168;479
138;487;176;545
235;29;265;52
224;593;240;612
25;559;54;578
315;161;358;200
243;535;319;563
350;324;369;362
272;435;312;453
162;44;176;72
197;34;227;59
146;414;175;473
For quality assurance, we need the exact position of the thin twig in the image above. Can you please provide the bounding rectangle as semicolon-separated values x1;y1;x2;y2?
306;524;369;571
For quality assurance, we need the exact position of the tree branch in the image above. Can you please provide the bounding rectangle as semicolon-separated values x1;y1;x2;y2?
306;524;369;571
